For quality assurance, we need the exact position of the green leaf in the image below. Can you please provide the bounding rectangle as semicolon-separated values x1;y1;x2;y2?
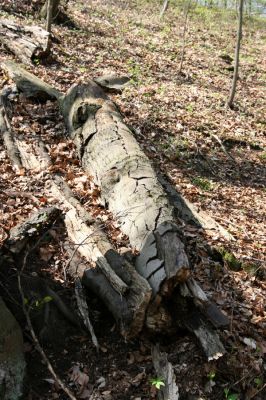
43;296;53;304
228;394;239;400
155;381;165;389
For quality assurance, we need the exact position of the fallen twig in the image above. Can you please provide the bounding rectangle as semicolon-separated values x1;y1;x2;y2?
75;278;99;350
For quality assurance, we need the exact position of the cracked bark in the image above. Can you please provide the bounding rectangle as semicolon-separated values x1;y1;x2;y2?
59;83;191;303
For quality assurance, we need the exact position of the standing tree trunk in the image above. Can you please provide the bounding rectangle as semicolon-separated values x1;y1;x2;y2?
40;0;60;22
227;0;244;108
160;0;169;18
179;1;191;74
46;0;53;33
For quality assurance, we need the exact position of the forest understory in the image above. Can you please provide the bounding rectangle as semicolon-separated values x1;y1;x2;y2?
0;1;265;400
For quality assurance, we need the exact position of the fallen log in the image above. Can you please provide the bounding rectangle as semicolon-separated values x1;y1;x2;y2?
0;20;50;64
59;83;190;300
0;297;25;400
3;63;228;359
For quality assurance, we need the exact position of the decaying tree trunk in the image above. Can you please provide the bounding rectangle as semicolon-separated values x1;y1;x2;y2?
2;62;229;360
59;83;191;299
0;20;50;64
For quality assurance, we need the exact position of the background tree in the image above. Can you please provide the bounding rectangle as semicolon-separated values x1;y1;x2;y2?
227;0;244;108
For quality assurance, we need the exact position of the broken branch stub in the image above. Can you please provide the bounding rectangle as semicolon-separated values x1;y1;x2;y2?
59;83;191;299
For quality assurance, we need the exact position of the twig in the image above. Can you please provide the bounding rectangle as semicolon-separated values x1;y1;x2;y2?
211;133;237;163
75;278;99;350
17;236;77;400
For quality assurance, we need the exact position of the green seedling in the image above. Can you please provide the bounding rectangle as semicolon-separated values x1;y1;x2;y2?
224;388;239;400
150;377;165;390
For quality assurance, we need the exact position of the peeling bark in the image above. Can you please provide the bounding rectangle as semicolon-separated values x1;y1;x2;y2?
0;20;50;64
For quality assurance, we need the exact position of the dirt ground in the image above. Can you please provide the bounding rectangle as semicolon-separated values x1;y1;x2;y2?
0;1;265;399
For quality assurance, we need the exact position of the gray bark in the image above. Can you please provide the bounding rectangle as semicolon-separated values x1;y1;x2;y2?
59;83;191;299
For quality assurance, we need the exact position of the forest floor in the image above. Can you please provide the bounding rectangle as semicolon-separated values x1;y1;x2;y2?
0;0;265;399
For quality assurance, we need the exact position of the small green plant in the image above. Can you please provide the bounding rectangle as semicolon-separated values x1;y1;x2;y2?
224;388;239;400
150;377;165;390
207;371;216;381
191;176;214;191
254;377;263;388
24;295;53;309
33;57;40;66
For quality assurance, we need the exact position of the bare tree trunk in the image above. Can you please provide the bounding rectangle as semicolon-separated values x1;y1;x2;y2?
179;1;191;74
227;0;244;108
46;0;53;33
160;0;169;18
40;0;60;22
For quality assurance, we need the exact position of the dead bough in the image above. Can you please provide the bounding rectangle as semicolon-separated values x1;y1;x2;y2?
1;61;229;361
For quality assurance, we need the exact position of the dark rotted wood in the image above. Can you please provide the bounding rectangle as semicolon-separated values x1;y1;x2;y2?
4;207;61;254
185;278;229;328
0;20;50;64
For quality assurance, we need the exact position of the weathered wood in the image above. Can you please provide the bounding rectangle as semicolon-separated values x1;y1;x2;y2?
94;74;131;91
59;83;190;299
2;94;151;339
74;278;99;349
151;344;179;400
0;89;23;171
5;207;61;254
0;19;50;64
185;278;229;328
1;61;62;100
49;176;152;338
